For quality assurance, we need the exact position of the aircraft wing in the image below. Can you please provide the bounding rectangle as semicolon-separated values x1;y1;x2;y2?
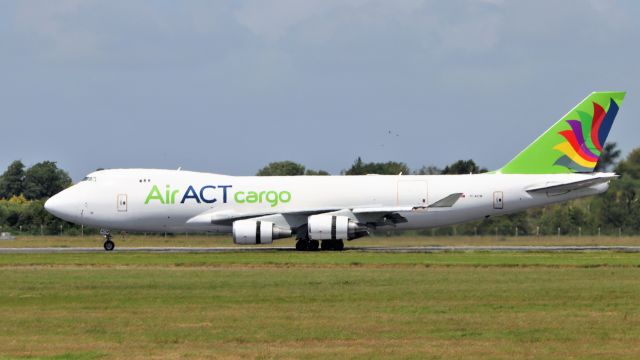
525;174;617;194
186;208;341;226
348;193;463;227
186;193;463;228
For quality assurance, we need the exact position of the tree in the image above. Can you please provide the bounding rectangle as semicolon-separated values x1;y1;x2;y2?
256;161;306;176
343;157;410;175
304;169;330;176
595;176;640;232
615;148;640;179
22;161;72;200
413;165;441;175
589;147;640;233
441;159;487;174
595;142;621;172
0;160;26;199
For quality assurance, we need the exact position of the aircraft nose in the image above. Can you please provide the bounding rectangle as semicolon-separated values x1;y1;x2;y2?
45;190;79;222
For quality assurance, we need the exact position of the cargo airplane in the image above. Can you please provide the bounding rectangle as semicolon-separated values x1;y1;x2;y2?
45;92;625;251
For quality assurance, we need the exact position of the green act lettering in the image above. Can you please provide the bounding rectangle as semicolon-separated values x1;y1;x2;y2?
146;185;180;204
264;191;278;207
166;185;179;204
145;185;165;204
246;191;258;203
279;191;291;203
145;184;233;205
233;190;292;207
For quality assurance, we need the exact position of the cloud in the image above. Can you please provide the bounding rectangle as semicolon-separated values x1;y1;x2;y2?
1;0;639;179
13;0;100;60
234;0;506;57
10;1;243;66
234;0;370;42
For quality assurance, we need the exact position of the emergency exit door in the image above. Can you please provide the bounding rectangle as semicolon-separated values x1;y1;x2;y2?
117;194;128;212
493;191;504;209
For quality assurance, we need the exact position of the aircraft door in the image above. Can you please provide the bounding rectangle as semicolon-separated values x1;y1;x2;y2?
397;180;428;206
493;191;503;209
117;194;128;212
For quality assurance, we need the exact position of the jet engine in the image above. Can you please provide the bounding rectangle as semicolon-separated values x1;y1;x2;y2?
232;220;292;245
307;215;368;241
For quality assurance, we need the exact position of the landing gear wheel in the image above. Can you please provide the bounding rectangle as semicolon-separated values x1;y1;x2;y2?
103;240;115;251
320;240;344;251
295;239;320;251
101;229;114;252
309;240;319;251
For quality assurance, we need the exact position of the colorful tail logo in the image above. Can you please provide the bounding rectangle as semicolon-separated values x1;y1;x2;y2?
553;98;620;172
499;92;624;174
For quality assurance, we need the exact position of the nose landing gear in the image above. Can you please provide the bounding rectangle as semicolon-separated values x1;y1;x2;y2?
101;229;115;251
103;238;115;251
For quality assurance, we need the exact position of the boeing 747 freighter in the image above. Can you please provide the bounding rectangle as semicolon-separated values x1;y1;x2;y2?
45;92;625;251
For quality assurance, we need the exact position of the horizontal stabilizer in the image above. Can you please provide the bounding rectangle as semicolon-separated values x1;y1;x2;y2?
526;174;617;193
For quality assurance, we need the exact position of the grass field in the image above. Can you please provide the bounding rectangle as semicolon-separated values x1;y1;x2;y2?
1;249;640;359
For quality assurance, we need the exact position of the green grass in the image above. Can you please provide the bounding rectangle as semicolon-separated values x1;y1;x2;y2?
1;251;640;359
1;251;640;268
2;234;640;249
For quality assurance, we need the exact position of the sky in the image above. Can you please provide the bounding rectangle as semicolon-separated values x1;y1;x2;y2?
1;0;639;180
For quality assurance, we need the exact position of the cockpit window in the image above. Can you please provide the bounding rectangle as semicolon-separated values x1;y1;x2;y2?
82;176;97;182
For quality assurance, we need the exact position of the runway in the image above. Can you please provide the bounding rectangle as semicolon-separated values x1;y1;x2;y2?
1;245;640;253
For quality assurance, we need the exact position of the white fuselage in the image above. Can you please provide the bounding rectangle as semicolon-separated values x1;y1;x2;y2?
45;169;609;235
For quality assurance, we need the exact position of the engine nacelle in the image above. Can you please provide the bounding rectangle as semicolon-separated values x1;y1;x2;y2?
232;220;292;245
307;215;368;241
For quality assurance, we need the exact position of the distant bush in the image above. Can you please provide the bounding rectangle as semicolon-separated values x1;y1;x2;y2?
0;198;79;235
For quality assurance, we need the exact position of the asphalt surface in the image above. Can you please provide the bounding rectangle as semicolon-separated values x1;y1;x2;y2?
1;246;640;253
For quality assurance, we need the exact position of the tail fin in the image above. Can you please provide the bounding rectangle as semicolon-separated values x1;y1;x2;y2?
499;91;626;174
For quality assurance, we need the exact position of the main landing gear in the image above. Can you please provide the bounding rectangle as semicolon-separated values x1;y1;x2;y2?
295;239;319;251
101;229;115;251
320;240;344;251
295;238;344;251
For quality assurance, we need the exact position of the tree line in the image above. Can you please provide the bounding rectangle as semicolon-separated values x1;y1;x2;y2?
0;143;637;236
0;161;73;235
255;158;488;177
